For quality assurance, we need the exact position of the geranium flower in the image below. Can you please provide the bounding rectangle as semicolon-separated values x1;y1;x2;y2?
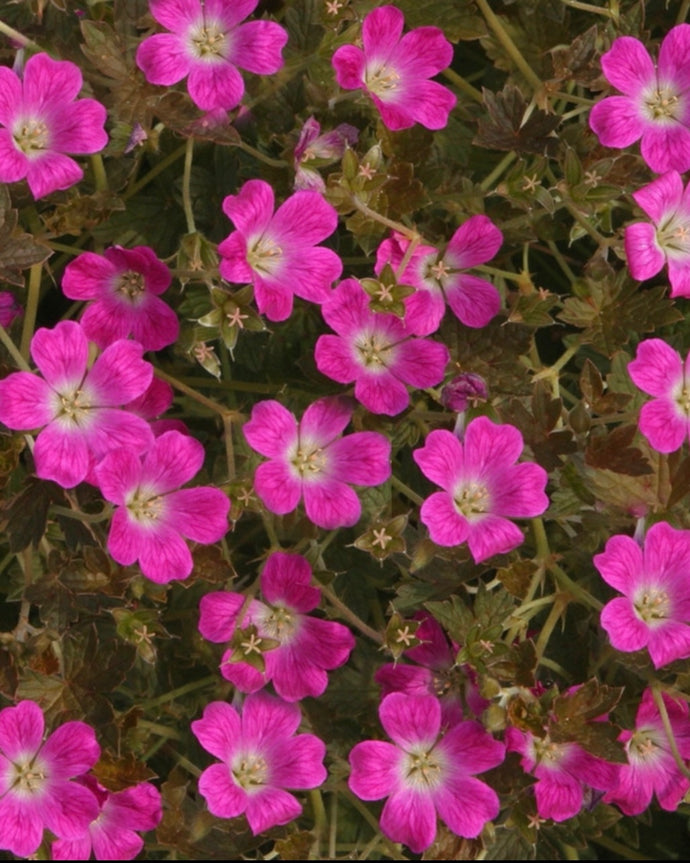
0;321;154;488
375;218;503;336
0;700;100;858
136;0;287;112
191;692;327;834
52;776;162;860
0;292;21;327
314;279;449;415
627;338;690;453
61;246;179;351
243;396;391;528
0;53;107;199
348;692;504;853
589;25;690;173
293;116;359;192
331;5;456;130
218;179;342;321
412;418;548;563
94;430;230;583
605;688;690;815
199;551;355;700
505;725;619;822
593;521;690;668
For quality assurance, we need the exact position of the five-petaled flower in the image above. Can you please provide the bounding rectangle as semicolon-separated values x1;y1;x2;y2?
61;246;179;351
95;429;230;583
0;700;100;859
191;692;327;835
413;417;549;563
348;692;505;853
199;551;355;700
375;217;503;336
0;320;154;488
331;5;456;130
627;338;690;453
315;278;450;415
136;0;288;112
0;53;108;199
589;24;690;172
293;116;359;192
243;395;391;528
593;520;690;668
218;179;342;321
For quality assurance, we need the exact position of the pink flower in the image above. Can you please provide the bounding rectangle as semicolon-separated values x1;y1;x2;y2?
505;726;618;822
0;320;154;488
0;291;21;327
199;551;355;700
0;53;107;199
243;396;391;529
293;116;359;192
593;521;690;668
331;5;456;131
589;25;690;173
375;218;503;336
0;700;100;858
218;179;342;321
625;171;690;296
125;377;190;437
136;0;287;112
191;692;327;834
348;693;504;853
314;279;449;415
94;430;230;583
413;418;549;563
61;246;179;351
52;776;162;860
605;688;690;816
294;117;359;191
627;338;690;453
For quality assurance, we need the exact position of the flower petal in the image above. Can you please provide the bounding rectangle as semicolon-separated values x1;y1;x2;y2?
600;36;654;96
192;701;241;761
253;460;301;515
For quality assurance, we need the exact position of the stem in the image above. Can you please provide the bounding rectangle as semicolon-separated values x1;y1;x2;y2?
123;144;187;200
394;234;419;281
351;195;419;241
532;518;603;611
532;341;579;381
441;67;483;104
137;675;217;711
90;153;109;193
475;0;544;92
328;793;338;860
547;240;577;283
309;789;327;858
320;584;383;644
236;140;288;168
0;20;41;49
154;367;237;419
50;505;110;524
390;474;424;507
561;0;615;16
182;137;196;234
0;325;31;370
137;720;183;741
20;263;42;360
476;265;523;283
678;0;690;24
651;684;690;781
534;594;569;662
479;152;517;192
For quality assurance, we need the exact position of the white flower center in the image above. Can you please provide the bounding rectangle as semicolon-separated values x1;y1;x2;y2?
644;84;683;122
533;736;567;767
355;332;393;370
189;20;227;61
11;755;47;796
402;746;444;790
657;215;690;257
628;728;661;763
56;387;92;426
13;118;50;157
261;605;298;642
366;62;401;97
453;481;490;518
291;444;327;477
115;270;146;303
247;236;283;275
633;587;671;624
127;489;165;524
232;752;268;792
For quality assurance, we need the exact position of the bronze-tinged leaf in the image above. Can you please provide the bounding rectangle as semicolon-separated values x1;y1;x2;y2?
549;24;600;86
3;478;64;552
585;424;652;476
273;831;314;861
0;186;51;286
94;751;157;792
80;20;131;80
474;85;560;156
669;455;690;508
497;559;539;600
551;679;623;726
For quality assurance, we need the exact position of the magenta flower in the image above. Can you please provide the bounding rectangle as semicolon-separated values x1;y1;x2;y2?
136;0;287;112
375;218;503;336
349;693;504;853
589;25;690;173
243;396;391;529
199;551;355;700
625;171;690;296
218;179;342;321
61;246;179;351
627;338;690;453
314;279;449;415
94;430;230;583
0;292;21;328
593;521;690;668
293;116;359;192
331;5;456;131
505;726;619;822
0;700;100;858
191;692;327;834
0;320;154;488
0;53;107;199
413;418;549;563
125;377;190;437
604;688;690;816
52;776;162;860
